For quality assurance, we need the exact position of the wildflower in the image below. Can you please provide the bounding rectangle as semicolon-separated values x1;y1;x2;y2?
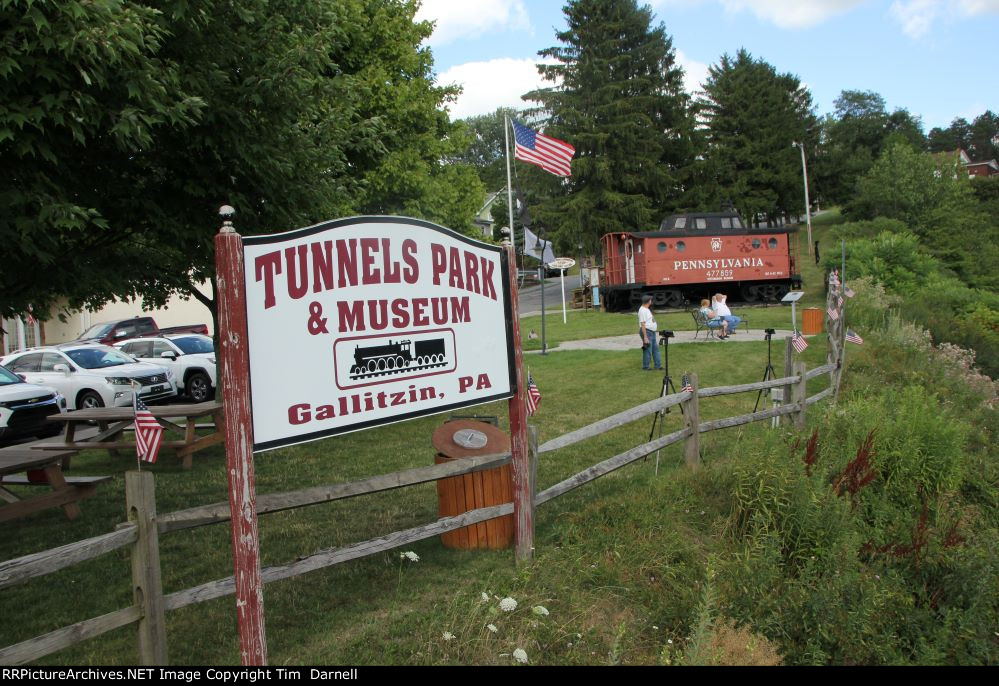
487;624;498;633
532;605;549;617
481;592;490;602
567;642;573;648
513;648;529;664
667;639;673;645
499;597;518;612
652;625;659;630
576;633;582;639
401;551;419;562
442;631;455;641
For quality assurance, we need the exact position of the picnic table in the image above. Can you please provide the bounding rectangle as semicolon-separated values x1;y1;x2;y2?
0;448;108;522
34;401;224;470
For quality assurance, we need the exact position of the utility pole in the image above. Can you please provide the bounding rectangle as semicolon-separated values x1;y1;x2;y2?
793;141;813;257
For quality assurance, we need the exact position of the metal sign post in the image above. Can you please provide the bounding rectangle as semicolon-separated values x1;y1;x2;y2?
548;257;576;325
213;207;268;665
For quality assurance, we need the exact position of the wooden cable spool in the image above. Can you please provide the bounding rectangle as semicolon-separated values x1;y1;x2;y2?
432;420;513;550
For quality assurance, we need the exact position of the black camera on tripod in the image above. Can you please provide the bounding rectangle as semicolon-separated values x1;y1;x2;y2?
658;330;675;341
764;327;776;338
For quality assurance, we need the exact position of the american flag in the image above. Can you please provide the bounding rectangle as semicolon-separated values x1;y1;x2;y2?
846;329;864;345
525;373;542;416
843;285;855;298
513;120;575;177
829;270;840;286
827;305;839;321
837;295;844;308
792;331;809;353
133;394;164;464
681;374;694;393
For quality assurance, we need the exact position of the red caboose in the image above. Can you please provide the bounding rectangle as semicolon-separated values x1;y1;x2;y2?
600;211;801;311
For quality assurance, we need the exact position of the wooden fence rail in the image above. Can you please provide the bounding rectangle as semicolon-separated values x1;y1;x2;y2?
0;348;840;666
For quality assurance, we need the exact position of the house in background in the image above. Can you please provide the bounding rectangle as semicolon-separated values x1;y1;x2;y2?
955;149;999;178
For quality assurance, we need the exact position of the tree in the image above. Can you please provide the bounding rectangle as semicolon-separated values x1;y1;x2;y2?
454;107;522;192
697;49;818;225
524;0;694;253
815;90;925;205
1;0;483;328
928;112;998;161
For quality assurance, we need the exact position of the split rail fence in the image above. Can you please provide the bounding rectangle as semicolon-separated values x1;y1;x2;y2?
1;274;850;666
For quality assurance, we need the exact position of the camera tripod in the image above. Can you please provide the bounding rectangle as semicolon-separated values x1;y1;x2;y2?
753;330;778;413
648;332;683;473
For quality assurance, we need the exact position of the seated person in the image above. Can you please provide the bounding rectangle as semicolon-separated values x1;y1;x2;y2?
712;293;741;333
698;299;729;339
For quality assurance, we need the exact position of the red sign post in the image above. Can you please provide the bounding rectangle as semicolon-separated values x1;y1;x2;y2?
214;208;268;665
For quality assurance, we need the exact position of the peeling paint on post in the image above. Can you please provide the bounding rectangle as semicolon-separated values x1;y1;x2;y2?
506;246;534;564
214;206;268;665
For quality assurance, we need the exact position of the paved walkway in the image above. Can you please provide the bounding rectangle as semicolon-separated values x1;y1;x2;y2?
527;329;799;353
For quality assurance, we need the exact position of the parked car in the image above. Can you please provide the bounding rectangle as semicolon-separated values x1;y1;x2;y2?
0;344;177;410
73;316;209;346
0;365;66;443
116;334;217;402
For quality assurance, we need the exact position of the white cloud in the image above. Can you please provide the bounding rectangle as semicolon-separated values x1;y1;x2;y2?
439;52;711;120
890;0;999;38
437;57;549;119
416;0;530;46
677;49;711;94
653;0;864;28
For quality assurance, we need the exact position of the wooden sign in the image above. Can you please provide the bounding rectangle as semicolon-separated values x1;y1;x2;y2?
241;216;516;452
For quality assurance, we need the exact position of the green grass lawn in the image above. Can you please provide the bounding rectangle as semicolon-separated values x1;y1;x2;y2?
0;215;843;665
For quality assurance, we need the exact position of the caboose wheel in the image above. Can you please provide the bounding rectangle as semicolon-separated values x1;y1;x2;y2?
663;290;683;308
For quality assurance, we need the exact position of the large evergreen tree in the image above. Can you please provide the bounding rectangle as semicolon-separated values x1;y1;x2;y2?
697;49;818;225
524;0;694;252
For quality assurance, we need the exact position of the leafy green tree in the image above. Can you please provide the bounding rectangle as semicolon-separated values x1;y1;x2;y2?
849;139;996;287
929;112;998;161
816;90;925;205
524;0;695;253
1;0;483;328
697;49;818;225
455;107;523;192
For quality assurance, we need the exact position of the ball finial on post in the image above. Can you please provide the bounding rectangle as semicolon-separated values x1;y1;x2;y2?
219;205;236;233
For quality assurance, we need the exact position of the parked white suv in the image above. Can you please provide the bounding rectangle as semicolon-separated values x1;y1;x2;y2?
0;365;66;443
0;344;177;410
116;334;217;402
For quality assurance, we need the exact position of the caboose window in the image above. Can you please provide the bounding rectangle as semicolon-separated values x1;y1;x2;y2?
721;218;732;229
767;238;778;249
752;239;761;249
695;218;707;229
674;218;686;229
733;218;743;228
676;241;686;252
657;241;667;252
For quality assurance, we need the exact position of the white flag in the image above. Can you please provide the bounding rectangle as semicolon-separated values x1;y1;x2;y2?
523;226;555;264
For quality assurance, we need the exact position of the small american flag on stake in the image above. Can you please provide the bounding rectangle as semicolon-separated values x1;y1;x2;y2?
843;284;855;298
792;331;809;353
681;374;693;393
837;295;844;308
525;372;542;416
846;329;864;345
133;393;164;464
827;305;839;321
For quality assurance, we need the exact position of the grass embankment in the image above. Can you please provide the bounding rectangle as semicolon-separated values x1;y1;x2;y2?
3;209;996;665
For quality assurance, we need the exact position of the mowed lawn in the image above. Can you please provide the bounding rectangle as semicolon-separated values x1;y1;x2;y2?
1;216;845;665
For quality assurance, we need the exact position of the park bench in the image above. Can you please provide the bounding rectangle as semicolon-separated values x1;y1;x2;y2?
0;448;108;522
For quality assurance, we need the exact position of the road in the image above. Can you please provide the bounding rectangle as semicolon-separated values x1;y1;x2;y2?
517;275;586;316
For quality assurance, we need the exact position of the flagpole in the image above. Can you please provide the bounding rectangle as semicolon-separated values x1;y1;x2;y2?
504;116;517;266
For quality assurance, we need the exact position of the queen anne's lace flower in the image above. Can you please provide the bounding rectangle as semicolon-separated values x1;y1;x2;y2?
401;551;419;562
499;597;518;612
442;631;455;641
513;648;528;664
531;605;549;616
487;624;498;633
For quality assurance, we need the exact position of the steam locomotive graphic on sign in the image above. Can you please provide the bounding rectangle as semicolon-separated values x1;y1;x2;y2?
350;338;447;379
334;329;457;390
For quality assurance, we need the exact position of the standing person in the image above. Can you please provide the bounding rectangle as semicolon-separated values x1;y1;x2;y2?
638;294;662;370
712;293;741;334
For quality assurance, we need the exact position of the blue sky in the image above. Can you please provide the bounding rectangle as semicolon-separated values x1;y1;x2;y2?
417;0;998;131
